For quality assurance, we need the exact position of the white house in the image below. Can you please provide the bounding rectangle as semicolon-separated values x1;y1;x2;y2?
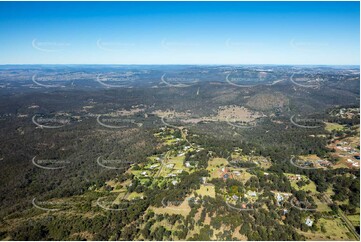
248;191;257;197
233;171;241;176
276;193;284;202
305;218;313;227
149;164;160;169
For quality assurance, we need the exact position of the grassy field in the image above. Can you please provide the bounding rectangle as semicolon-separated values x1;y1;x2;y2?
209;157;228;167
299;218;354;241
232;225;248;240
127;192;143;200
130;169;144;176
333;161;352;169
150;220;175;234
299;154;322;162
113;192;127;204
347;214;360;226
258;160;272;169
313;196;332;212
105;180;125;192
149;197;191;217
158;155;191;177
285;173;317;193
236;169;254;183
165;138;178;145
147;155;161;162
325;122;345;132
291;179;317;193
325;186;335;197
195;184;216;198
167;156;185;170
207;158;228;178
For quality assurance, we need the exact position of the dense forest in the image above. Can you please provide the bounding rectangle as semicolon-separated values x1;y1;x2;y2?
0;65;359;240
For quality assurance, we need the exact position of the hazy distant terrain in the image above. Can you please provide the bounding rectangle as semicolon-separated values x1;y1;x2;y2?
0;65;359;241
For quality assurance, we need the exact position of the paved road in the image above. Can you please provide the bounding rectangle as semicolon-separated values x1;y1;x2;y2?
154;151;169;178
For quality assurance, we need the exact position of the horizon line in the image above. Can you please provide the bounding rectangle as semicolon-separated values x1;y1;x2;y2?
0;64;359;66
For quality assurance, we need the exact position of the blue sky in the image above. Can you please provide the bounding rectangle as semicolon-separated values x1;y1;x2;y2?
0;1;359;65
